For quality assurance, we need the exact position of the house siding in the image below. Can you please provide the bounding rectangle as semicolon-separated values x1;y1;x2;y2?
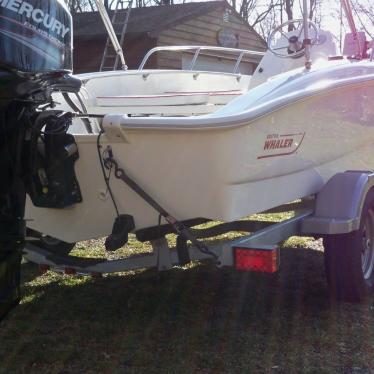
73;35;157;73
72;4;266;74
156;8;266;73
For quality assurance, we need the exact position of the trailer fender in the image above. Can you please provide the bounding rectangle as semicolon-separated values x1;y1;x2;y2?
302;171;374;235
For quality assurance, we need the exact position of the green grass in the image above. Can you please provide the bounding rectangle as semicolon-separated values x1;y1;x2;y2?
0;211;373;373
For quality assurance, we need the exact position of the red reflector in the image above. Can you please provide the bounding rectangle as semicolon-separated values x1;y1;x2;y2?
64;267;76;275
39;264;50;274
91;272;102;279
234;248;279;273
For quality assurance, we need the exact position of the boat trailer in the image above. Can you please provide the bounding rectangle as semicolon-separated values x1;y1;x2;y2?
24;170;374;302
24;208;311;276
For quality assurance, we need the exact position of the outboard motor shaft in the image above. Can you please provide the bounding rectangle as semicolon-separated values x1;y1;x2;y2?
0;0;78;319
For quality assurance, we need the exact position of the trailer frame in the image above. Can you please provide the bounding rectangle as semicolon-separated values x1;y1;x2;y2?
24;171;374;301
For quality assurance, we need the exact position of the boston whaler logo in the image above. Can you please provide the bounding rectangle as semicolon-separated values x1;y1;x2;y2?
0;0;70;39
257;132;305;159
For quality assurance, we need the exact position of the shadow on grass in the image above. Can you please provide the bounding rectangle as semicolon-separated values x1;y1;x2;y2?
20;261;41;284
0;247;373;373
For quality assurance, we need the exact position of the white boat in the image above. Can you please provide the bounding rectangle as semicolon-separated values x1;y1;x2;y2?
25;5;374;245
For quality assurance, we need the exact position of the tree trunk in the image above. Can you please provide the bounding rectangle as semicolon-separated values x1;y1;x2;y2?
284;0;294;30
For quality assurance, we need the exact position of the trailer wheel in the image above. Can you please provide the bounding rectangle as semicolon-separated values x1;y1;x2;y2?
324;192;374;302
33;235;75;256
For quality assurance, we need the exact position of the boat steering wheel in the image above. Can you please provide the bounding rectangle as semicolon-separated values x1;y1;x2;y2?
267;19;319;58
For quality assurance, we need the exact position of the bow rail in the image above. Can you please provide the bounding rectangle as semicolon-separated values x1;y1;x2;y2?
138;45;265;73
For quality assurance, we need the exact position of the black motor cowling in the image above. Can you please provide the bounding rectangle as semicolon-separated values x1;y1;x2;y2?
0;0;73;74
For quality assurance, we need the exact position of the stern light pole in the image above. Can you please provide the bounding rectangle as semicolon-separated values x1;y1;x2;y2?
302;0;312;70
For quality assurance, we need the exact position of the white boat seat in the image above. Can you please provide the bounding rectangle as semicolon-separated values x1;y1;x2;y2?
95;90;243;107
164;90;243;105
92;90;244;116
96;93;210;107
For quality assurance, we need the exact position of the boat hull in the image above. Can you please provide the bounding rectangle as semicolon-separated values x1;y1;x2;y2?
25;77;374;243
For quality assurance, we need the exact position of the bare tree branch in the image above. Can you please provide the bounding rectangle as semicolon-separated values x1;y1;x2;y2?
64;0;374;42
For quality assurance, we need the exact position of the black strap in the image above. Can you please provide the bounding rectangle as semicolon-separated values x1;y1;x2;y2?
103;153;218;260
62;93;81;114
62;93;93;134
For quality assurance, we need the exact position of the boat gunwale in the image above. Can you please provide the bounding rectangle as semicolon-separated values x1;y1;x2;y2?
100;65;374;131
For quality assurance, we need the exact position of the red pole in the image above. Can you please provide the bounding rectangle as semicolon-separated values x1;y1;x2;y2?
341;0;362;58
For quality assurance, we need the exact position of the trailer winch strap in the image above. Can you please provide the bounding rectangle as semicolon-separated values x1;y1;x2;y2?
102;150;218;261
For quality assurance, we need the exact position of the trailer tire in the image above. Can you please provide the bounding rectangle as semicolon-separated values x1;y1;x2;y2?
324;192;374;302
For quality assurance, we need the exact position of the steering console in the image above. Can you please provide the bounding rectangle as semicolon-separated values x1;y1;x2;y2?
267;19;319;58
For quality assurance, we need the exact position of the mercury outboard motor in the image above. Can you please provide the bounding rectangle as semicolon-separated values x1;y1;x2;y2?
0;0;81;319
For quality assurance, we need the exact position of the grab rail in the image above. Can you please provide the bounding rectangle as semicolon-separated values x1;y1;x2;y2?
138;46;265;73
